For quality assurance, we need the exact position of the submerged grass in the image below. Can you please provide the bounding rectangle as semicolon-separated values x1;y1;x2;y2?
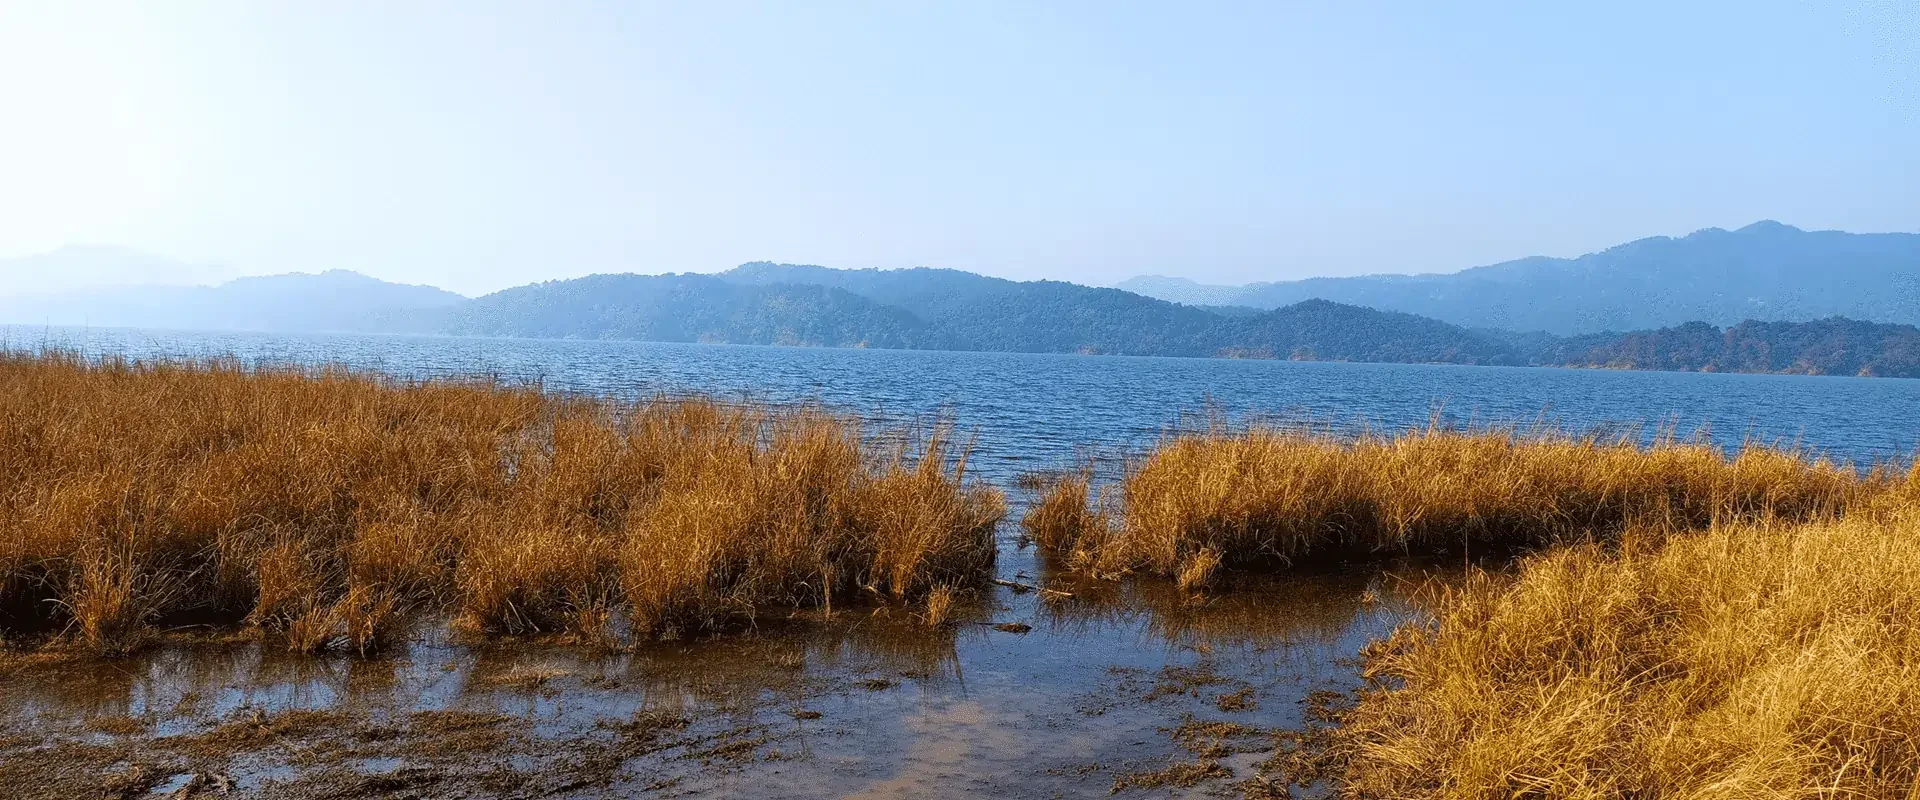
0;352;1002;654
1338;507;1920;799
1027;423;1891;582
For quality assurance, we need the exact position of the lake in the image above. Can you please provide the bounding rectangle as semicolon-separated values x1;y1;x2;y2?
6;326;1918;798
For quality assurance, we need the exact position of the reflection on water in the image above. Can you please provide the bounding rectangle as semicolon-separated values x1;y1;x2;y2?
1;545;1457;798
1036;559;1445;651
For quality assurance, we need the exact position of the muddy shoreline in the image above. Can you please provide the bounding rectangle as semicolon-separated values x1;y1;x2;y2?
1;537;1455;799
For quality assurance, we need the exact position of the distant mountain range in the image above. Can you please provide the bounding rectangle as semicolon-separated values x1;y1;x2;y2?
443;273;950;349
0;257;463;333
3;221;1917;378
444;267;1511;363
1117;222;1920;334
0;245;229;296
1109;275;1247;308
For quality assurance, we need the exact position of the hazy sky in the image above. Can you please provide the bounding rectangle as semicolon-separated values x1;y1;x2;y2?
1;1;1915;296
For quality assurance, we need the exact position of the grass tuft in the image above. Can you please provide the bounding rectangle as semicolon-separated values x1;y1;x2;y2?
1029;424;1887;580
0;351;1002;654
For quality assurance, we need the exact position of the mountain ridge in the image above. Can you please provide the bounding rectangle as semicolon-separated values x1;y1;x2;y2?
1120;222;1920;334
445;269;1514;363
5;221;1919;378
0;268;465;333
441;272;950;349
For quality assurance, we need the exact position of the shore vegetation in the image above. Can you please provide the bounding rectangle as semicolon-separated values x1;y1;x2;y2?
0;352;1001;655
1024;424;1891;587
1338;503;1920;798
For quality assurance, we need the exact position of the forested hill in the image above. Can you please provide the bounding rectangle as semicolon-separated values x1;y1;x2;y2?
440;273;952;349
441;270;1516;364
1230;299;1511;364
1514;317;1920;378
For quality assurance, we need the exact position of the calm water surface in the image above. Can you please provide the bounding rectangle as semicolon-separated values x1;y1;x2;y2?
5;326;1917;798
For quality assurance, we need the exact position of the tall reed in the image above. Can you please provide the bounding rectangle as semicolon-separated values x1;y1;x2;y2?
1028;424;1884;583
0;352;1002;653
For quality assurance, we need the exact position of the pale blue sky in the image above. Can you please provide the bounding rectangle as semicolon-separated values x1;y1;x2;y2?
0;1;1914;295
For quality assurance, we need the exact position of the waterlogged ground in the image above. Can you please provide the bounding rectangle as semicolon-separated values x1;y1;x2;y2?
0;528;1455;799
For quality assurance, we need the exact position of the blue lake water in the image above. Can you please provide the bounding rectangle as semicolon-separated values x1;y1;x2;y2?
14;325;1918;478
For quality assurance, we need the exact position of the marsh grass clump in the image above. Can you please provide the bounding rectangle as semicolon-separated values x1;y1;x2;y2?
1018;471;1098;551
0;351;1002;655
613;414;1001;638
1030;423;1883;582
1338;511;1920;799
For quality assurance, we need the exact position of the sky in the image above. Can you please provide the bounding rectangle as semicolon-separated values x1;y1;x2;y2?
0;1;1915;297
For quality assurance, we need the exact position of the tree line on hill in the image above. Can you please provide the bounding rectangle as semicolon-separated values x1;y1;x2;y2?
1504;318;1920;378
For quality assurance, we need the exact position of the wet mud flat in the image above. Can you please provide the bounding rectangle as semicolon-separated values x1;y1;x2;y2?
0;544;1452;800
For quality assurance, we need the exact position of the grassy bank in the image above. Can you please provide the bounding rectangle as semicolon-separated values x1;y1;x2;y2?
0;352;1002;654
1024;425;1890;587
1337;504;1920;799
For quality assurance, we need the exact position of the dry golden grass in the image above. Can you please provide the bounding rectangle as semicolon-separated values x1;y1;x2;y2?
1019;471;1097;552
1338;508;1920;799
1028;424;1885;582
0;352;1002;654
